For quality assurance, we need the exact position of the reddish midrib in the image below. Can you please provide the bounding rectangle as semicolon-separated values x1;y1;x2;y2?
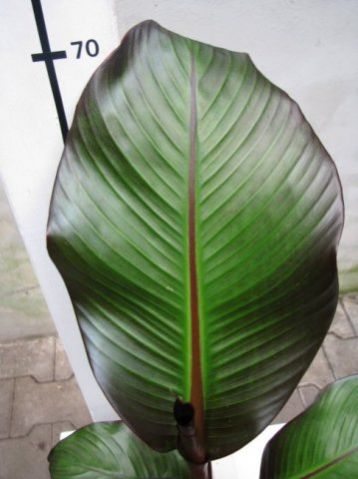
302;446;358;478
188;50;205;453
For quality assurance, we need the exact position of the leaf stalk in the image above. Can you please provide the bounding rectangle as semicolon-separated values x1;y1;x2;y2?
189;461;212;479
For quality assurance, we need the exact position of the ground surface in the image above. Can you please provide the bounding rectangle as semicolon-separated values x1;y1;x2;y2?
0;183;91;479
0;182;357;478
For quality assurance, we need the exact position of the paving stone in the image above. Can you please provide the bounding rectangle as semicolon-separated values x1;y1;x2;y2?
328;300;355;338
342;294;358;335
0;337;55;382
0;379;14;439
323;334;358;379
10;376;91;438
55;338;73;381
0;432;51;479
299;348;334;388
28;423;53;456
273;389;305;424
298;384;321;408
51;421;76;447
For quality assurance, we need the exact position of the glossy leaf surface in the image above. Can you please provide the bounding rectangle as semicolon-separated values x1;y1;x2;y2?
49;422;190;478
47;20;344;458
260;376;358;478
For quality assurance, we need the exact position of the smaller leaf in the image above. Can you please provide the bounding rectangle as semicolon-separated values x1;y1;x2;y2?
48;421;191;479
260;375;358;478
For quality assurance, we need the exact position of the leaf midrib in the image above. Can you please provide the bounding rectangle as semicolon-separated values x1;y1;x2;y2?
188;47;204;448
294;445;358;478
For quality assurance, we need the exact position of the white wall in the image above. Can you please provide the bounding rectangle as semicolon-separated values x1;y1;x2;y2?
0;0;121;421
0;0;357;419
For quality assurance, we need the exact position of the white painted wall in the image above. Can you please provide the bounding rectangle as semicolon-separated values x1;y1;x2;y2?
0;0;121;421
1;0;357;425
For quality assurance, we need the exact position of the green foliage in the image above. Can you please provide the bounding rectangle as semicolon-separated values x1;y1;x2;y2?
260;376;358;478
47;19;344;465
49;422;191;478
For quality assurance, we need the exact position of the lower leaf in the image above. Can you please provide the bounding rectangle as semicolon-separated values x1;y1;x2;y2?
260;375;358;478
48;421;191;479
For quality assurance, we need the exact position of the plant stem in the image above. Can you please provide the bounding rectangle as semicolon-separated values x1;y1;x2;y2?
174;399;206;464
173;399;210;477
190;461;212;479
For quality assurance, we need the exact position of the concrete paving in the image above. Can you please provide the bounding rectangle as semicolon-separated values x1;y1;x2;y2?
0;336;91;479
0;183;90;479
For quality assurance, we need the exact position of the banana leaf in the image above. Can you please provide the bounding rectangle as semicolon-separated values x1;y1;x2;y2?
260;376;358;478
49;422;191;478
47;20;344;459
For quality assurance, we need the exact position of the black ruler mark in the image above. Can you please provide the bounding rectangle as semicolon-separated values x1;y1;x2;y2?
30;0;68;142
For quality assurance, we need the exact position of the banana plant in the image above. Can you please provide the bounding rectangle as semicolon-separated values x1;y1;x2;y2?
47;20;346;478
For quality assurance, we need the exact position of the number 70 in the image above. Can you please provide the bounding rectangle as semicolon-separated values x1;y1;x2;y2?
70;39;99;59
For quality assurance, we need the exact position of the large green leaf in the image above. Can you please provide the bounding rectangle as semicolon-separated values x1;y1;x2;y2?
47;20;344;459
260;376;358;478
48;422;191;478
